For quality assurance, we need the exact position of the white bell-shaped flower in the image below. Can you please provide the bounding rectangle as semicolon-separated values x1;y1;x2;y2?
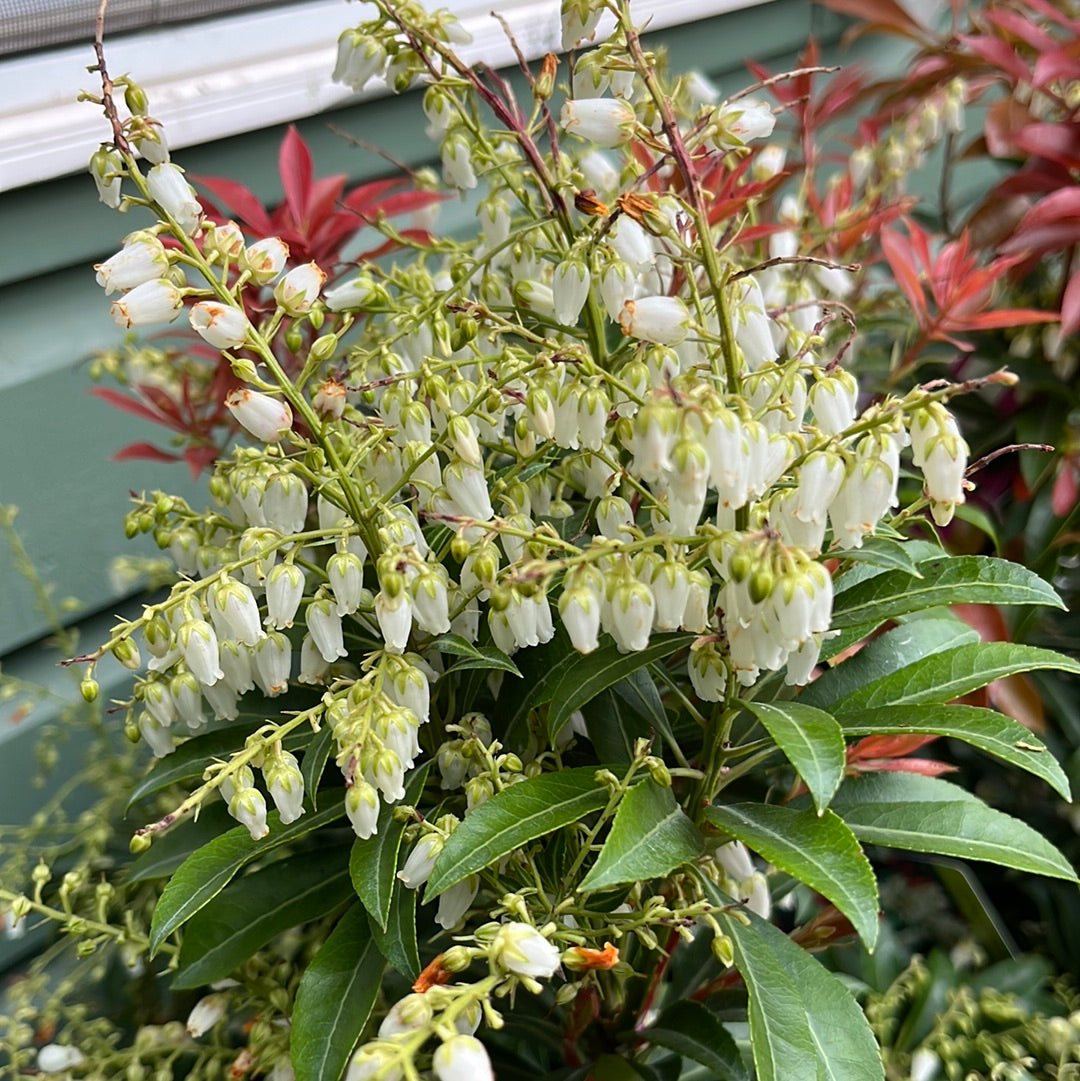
433;1034;494;1081
491;922;561;978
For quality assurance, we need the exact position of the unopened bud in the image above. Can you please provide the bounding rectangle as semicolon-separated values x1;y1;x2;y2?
535;53;558;101
123;81;149;115
129;832;152;854
645;758;671;787
80;675;100;703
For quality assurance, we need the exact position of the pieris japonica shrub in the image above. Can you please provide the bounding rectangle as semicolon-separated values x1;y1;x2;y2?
20;0;1080;1077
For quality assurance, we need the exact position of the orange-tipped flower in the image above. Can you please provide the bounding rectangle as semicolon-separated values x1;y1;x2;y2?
413;952;455;993
562;942;620;971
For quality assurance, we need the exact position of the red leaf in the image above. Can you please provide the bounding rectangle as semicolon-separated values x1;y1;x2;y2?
1052;460;1079;518
342;177;409;215
191;176;274;236
89;387;181;429
1062;269;1080;338
957;32;1032;84
1033;47;1080;92
112;442;181;463
983;9;1058;53
817;0;932;41
183;444;221;477
279;125;313;230
880;227;928;320
853;758;957;777
953;307;1058;331
999;221;1080;257
850;733;939;760
364;189;450;219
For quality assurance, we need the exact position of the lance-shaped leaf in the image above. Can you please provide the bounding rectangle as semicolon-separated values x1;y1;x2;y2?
829;642;1080;713
291;905;385;1081
803;616;979;711
837;704;1070;800
126;804;234;884
301;726;336;812
836;536;925;577
369;880;420;980
148;802;344;956
173;846;354;988
706;803;878;950
579;779;703;893
545;634;696;742
350;765;429;929
831;773;1077;881
831;556;1063;631
744;702;845;814
706;879;885;1081
425;768;608;899
644;1001;749;1080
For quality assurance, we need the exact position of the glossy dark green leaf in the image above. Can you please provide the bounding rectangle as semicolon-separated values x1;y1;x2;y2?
704;879;884;1081
645;1001;749;1080
291;905;384;1081
440;646;522;677
831;773;1077;881
828;643;1080;713
580;779;703;893
349;765;429;930
546;634;696;741
429;633;490;659
803;616;980;710
125;804;233;884
831;556;1063;631
173;846;353;988
837;704;1070;799
836;536;924;578
369;880;419;980
500;631;576;748
744;702;845;814
426;768;607;898
583;687;648;765
301;726;336;812
705;804;878;949
149;802;343;956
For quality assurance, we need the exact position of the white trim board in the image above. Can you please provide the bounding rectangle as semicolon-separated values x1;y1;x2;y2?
0;0;772;192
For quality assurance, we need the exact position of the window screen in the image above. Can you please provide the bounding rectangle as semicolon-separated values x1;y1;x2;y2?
0;0;299;58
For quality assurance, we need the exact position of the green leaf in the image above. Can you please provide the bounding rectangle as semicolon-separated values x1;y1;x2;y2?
125;804;234;884
349;765;429;930
148;802;343;957
644;1001;749;1081
429;633;490;659
803;616;980;710
705;804;878;950
708;882;885;1081
831;773;1077;881
301;726;336;812
546;634;696;741
173;846;354;988
579;779;703;893
828;643;1080;713
500;631;576;748
582;670;677;765
369;880;419;979
291;905;385;1081
831;556;1064;631
440;646;522;677
837;536;925;578
425;768;608;899
744;702;845;814
838;704;1071;800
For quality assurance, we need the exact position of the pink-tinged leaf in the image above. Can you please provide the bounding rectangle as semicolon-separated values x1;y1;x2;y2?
1014;186;1080;230
1014;122;1080;170
191;176;274;236
1052;461;1079;518
279;126;314;228
850;733;939;760
954;308;1058;331
1061;269;1080;338
113;442;182;464
818;0;932;40
1000;221;1080;257
984;98;1031;158
1022;0;1080;29
1033;48;1080;92
990;160;1073;198
853;758;957;777
958;32;1032;84
983;9;1058;52
880;228;928;320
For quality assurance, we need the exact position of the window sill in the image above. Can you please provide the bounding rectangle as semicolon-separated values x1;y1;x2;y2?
0;0;773;192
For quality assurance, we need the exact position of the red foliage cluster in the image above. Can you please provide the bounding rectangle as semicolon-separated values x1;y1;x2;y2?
96;126;443;474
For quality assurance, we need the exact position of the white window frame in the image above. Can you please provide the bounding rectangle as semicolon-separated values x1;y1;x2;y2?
0;0;772;192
